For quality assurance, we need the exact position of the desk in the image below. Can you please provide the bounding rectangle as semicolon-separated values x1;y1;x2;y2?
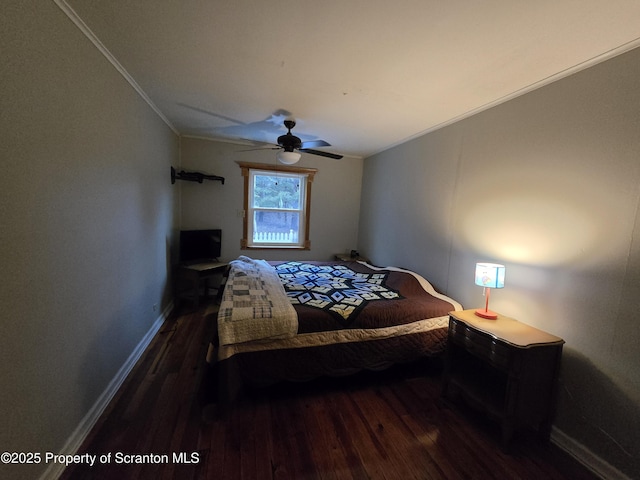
176;261;228;308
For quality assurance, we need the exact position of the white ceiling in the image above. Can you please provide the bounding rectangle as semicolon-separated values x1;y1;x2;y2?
60;0;640;159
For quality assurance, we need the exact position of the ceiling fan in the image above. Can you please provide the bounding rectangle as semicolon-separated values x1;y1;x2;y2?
245;119;343;164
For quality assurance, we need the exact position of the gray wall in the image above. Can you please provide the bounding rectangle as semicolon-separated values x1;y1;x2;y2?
179;137;363;262
0;2;179;479
359;47;640;478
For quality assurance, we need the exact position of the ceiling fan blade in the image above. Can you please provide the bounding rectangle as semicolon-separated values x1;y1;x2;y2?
177;103;246;125
300;139;331;149
237;146;281;152
298;148;343;160
233;136;281;148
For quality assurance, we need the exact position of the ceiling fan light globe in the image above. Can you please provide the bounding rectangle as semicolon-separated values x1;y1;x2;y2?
277;151;301;164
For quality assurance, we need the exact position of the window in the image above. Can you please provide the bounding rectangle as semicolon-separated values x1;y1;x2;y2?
237;162;317;249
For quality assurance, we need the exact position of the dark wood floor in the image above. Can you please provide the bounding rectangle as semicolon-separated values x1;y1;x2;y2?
61;300;599;480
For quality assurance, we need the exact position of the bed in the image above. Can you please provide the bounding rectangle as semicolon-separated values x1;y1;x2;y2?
206;256;462;405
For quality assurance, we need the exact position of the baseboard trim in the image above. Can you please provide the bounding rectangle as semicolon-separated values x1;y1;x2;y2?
551;427;631;480
39;302;173;480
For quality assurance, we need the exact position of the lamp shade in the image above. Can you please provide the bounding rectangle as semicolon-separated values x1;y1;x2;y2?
474;263;505;289
277;151;301;165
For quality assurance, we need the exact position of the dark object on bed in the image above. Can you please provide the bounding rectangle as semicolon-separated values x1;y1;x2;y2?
208;258;462;406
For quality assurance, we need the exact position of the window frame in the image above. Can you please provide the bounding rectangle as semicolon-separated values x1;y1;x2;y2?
237;161;317;250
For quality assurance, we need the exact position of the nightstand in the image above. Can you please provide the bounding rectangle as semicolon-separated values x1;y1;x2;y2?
442;309;564;446
334;253;370;263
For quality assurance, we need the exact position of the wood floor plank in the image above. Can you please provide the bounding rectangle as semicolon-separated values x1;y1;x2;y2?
332;389;385;478
399;410;465;480
271;391;321;479
61;300;600;480
349;383;444;480
298;392;353;480
248;396;273;480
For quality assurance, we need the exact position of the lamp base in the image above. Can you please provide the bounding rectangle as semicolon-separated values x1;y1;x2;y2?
475;308;498;319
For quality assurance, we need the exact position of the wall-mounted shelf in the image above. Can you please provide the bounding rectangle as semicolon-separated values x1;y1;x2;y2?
171;166;224;184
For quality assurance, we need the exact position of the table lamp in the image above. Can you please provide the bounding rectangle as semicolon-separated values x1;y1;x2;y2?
474;262;505;319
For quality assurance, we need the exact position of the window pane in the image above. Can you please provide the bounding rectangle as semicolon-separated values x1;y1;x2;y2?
253;210;300;244
240;163;315;250
253;174;301;209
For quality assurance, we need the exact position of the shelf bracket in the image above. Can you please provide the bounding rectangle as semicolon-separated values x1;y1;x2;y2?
171;166;225;185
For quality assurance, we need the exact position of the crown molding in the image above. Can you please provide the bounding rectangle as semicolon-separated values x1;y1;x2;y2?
53;0;178;135
371;37;640;158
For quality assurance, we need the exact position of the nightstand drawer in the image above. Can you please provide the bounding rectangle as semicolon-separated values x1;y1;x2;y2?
449;319;512;370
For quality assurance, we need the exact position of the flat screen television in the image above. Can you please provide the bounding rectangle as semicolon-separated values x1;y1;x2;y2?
179;229;221;263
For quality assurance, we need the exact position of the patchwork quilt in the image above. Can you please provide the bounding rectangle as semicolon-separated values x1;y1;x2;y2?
274;261;403;325
217;256;298;345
